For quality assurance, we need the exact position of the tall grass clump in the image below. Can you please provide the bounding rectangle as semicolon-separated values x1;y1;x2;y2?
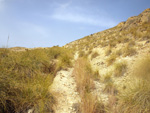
73;58;95;94
117;55;150;113
73;58;103;113
0;48;64;113
113;61;127;77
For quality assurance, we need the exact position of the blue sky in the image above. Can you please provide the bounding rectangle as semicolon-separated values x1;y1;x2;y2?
0;0;150;48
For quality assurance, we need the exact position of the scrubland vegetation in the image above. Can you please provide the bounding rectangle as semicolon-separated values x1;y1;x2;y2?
117;55;150;113
1;9;150;113
0;47;73;113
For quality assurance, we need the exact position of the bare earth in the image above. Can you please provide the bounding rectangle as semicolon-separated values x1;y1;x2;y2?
51;68;81;113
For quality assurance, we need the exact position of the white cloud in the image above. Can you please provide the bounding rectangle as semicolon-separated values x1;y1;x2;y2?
51;1;117;28
52;12;116;27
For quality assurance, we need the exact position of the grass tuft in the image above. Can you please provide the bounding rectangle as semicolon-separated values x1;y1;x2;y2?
113;61;127;77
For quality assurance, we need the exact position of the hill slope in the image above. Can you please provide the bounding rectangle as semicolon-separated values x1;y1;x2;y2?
62;8;150;113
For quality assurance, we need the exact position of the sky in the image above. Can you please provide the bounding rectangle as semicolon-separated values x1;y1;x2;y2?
0;0;150;48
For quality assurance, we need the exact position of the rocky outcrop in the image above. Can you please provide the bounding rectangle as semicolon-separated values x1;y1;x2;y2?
120;8;150;30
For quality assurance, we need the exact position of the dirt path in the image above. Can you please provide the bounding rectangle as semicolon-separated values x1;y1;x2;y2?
50;68;81;113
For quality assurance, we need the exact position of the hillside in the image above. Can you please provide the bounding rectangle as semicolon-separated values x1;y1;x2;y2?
63;8;150;113
1;8;150;113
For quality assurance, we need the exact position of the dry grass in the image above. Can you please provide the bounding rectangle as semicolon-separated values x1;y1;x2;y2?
80;93;98;113
117;55;150;113
113;61;127;77
102;72;117;94
93;69;100;81
0;47;73;113
106;54;117;66
73;58;95;94
91;51;99;60
131;54;150;80
105;46;112;56
117;79;150;113
122;43;137;57
73;58;104;113
103;72;112;83
115;49;123;56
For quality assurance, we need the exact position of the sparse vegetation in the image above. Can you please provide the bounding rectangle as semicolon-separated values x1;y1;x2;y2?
91;51;99;60
102;72;117;94
93;69;100;81
78;50;86;58
113;61;127;77
122;44;137;57
106;54;117;66
103;72;112;83
105;46;112;56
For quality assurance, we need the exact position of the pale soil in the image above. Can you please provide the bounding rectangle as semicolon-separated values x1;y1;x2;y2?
50;68;81;113
50;41;150;112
